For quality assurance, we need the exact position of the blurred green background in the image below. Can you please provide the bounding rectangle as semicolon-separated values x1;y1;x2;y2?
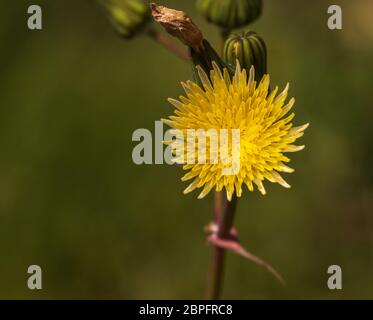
1;0;372;299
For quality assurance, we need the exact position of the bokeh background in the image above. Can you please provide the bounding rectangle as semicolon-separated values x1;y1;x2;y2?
1;0;372;299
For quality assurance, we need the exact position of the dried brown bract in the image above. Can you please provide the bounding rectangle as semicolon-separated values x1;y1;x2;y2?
151;3;204;53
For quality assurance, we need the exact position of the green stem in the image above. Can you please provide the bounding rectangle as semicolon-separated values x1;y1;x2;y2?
207;193;237;300
220;28;231;56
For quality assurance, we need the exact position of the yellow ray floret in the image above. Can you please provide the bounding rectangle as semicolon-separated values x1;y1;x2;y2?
163;62;308;201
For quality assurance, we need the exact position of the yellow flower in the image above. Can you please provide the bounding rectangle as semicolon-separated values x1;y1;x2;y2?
163;62;308;201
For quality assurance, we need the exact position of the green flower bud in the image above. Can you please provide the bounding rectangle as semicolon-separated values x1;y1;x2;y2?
196;0;262;30
98;0;150;38
223;31;267;80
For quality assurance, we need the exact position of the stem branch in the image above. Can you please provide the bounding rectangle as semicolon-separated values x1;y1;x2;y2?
147;29;189;61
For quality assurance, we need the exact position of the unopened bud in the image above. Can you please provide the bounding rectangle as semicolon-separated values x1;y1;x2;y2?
224;31;267;80
98;0;150;39
196;0;262;30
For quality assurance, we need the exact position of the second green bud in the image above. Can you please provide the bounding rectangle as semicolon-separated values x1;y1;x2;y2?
223;31;267;81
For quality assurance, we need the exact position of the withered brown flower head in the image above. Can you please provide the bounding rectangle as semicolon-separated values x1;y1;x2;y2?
150;3;204;53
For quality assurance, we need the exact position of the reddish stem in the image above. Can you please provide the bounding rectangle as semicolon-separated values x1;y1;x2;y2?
207;193;237;300
147;29;189;61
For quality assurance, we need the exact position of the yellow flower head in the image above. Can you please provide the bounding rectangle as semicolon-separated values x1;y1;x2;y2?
163;62;308;201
